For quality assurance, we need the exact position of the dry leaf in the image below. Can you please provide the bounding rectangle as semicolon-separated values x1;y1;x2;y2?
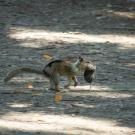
55;93;62;103
43;53;53;60
13;89;22;93
26;82;33;89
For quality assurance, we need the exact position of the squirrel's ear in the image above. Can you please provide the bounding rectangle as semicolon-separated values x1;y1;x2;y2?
79;57;84;62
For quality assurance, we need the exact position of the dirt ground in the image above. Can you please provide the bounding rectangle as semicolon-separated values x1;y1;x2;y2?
0;0;135;135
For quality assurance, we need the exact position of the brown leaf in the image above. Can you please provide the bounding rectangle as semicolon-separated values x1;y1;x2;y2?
13;89;22;93
43;53;53;60
26;82;33;89
55;93;62;103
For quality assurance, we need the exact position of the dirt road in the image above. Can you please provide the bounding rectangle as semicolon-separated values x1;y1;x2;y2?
0;0;135;134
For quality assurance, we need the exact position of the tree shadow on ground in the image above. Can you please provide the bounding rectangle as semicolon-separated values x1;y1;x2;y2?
0;128;68;135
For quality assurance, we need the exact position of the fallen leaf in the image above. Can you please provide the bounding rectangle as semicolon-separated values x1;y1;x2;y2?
43;53;53;60
26;82;33;89
55;92;62;103
13;89;22;93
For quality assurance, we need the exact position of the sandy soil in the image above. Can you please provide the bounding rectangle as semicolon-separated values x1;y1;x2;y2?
0;0;135;134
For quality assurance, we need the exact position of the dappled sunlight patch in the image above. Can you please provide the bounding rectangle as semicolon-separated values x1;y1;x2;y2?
9;76;45;83
0;112;134;135
18;42;44;48
117;43;135;50
92;92;133;99
8;27;135;48
113;11;135;19
127;63;135;67
71;103;95;109
8;103;32;108
92;10;135;19
69;85;133;99
69;85;111;91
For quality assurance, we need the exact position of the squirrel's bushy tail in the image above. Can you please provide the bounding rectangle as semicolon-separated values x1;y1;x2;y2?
4;67;43;82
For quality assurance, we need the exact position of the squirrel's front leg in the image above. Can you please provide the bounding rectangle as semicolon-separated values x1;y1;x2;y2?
64;76;78;88
72;76;79;87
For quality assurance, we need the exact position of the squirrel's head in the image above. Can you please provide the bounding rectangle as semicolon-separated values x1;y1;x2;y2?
78;57;96;71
